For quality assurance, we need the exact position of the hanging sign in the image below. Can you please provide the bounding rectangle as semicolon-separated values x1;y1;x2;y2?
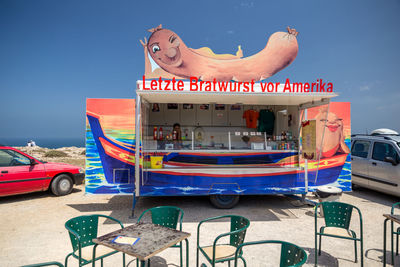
302;120;316;160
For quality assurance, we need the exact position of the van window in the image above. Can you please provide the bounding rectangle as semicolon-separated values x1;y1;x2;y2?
351;140;370;158
372;142;398;162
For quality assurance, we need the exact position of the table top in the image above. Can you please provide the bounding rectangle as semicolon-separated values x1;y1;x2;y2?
93;223;190;261
383;214;400;224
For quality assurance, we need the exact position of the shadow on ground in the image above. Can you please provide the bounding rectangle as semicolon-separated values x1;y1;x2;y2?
303;247;339;266
348;185;398;206
366;248;400;267
67;194;303;224
0;187;82;204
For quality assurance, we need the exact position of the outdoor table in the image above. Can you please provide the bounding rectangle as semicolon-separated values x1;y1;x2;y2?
383;214;400;266
93;222;190;267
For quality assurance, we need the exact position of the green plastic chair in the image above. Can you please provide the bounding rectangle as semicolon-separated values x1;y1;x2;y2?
21;262;64;267
232;240;307;267
196;215;250;267
315;202;363;267
64;214;126;267
137;206;185;267
391;202;400;261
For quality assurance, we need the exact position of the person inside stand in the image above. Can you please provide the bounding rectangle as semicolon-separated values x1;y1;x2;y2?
241;135;264;149
241;136;251;148
173;123;182;149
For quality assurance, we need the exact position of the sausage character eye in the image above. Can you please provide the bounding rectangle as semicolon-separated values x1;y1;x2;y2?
152;45;160;53
169;36;177;43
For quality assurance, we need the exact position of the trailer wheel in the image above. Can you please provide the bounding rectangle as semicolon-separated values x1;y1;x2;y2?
209;195;240;209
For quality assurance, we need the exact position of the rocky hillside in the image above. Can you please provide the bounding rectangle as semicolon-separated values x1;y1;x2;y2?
15;146;86;168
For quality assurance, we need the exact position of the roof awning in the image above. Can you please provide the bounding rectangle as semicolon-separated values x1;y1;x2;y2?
136;80;337;106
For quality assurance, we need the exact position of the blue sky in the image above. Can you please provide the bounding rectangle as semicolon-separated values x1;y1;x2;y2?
0;0;399;141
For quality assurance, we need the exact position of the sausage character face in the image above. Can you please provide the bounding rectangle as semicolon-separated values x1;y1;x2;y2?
147;29;183;68
315;110;345;157
319;113;343;133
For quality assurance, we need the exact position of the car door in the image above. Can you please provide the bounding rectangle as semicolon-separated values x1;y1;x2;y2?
351;139;371;187
368;141;400;195
0;149;47;196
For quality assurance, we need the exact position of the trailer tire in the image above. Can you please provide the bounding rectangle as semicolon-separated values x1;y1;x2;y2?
209;195;240;209
51;174;73;196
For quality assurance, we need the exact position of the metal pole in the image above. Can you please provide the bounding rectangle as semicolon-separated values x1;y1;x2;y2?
191;131;194;150
228;132;231;150
314;100;330;184
132;93;141;218
298;107;307;193
264;132;267;150
303;109;308;193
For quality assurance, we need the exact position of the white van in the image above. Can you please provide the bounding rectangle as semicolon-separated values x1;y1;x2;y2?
351;129;400;197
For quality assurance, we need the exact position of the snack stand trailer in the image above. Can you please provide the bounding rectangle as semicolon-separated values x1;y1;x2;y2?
129;80;349;210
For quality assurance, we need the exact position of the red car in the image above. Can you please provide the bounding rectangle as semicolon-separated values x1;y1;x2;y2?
0;145;84;197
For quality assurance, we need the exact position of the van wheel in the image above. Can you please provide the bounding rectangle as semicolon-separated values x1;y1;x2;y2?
209;195;240;209
51;174;73;196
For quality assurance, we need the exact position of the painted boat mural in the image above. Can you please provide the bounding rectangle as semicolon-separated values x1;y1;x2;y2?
85;100;351;196
85;99;136;194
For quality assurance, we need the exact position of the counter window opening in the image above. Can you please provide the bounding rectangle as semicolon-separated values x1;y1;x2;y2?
143;102;300;170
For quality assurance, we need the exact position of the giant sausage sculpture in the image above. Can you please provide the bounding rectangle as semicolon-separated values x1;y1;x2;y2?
140;24;298;82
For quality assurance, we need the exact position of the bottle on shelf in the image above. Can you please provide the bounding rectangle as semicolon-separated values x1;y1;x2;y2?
185;129;188;140
153;127;158;140
173;130;177;140
158;127;163;140
210;136;215;147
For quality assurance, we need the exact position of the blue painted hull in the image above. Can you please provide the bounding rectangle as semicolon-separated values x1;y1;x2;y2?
86;112;347;196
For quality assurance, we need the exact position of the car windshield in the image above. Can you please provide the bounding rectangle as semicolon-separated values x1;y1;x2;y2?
398;142;400;149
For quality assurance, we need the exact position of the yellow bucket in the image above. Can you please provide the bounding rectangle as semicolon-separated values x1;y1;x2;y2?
150;156;163;169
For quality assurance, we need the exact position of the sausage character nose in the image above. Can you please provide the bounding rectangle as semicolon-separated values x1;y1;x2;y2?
166;47;177;58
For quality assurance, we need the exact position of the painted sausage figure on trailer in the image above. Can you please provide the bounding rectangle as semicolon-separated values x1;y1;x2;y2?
85;25;351;215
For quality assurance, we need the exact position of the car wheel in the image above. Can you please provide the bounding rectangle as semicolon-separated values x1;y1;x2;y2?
51;174;73;196
209;195;240;209
351;183;359;190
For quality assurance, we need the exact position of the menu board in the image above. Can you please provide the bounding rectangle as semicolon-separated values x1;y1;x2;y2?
301;120;316;160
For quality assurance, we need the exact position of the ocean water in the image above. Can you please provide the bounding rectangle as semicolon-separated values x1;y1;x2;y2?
0;137;85;148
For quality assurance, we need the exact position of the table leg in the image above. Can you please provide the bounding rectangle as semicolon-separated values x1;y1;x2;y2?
185;238;189;267
384;218;389;267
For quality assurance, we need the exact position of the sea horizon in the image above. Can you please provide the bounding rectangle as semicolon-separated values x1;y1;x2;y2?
0;137;85;149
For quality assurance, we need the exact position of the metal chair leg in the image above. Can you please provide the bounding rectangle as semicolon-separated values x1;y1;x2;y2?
185;239;189;267
196;247;199;267
318;234;322;255
64;253;73;267
391;222;394;266
315;233;318;267
396;232;399;255
122;253;125;267
361;239;364;267
240;256;247;267
180;242;183;267
354;239;358;263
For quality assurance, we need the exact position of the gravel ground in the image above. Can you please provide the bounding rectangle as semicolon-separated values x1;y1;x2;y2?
0;184;399;267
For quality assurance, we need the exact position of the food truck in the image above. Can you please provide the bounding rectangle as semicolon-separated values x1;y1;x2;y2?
85;25;351;214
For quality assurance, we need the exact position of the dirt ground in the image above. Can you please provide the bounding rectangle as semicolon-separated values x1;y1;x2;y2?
0;184;399;267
